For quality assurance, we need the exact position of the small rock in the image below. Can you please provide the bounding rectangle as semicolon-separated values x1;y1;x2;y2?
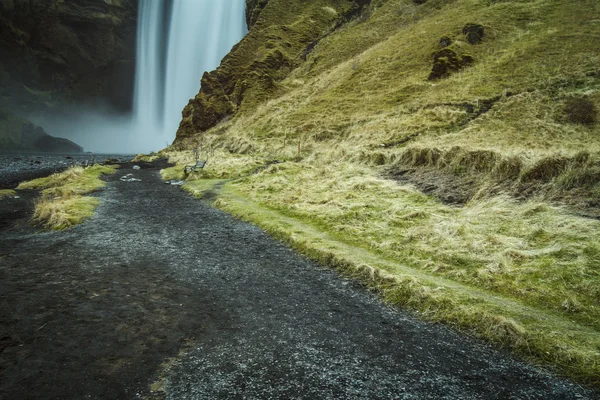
463;23;484;45
120;173;142;182
133;165;141;170
439;36;453;48
170;180;185;186
14;196;20;199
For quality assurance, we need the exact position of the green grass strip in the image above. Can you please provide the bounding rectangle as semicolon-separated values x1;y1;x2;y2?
184;179;600;387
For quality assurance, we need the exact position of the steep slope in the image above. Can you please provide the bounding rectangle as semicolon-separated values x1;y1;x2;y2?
176;0;372;138
166;0;600;385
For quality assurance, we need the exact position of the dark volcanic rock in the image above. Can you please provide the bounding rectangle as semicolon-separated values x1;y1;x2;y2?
179;71;236;135
246;0;270;28
463;23;485;45
439;36;453;48
0;0;138;114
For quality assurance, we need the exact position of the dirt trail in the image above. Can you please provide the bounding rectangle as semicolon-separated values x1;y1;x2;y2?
0;162;597;399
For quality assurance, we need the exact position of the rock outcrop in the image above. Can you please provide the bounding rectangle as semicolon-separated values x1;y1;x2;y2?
0;0;138;115
246;0;270;28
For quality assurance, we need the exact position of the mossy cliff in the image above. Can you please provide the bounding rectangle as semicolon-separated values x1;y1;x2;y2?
176;0;372;139
0;0;138;115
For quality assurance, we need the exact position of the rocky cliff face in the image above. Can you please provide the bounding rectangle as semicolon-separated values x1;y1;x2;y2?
245;0;270;28
176;0;372;140
0;0;138;116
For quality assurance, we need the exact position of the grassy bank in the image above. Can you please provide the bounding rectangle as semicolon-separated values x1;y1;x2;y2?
17;165;118;230
180;174;600;386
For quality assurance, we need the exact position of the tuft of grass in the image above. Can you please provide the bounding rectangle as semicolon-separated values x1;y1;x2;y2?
33;196;100;230
0;189;16;198
133;153;161;162
160;166;187;182
18;165;118;230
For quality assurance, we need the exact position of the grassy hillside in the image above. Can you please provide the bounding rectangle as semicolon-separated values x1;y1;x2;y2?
164;0;600;385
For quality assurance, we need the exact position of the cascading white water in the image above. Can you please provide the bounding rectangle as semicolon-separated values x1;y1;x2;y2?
133;0;247;153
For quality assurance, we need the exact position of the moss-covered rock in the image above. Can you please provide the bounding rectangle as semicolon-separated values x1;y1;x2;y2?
463;23;485;45
246;0;270;28
428;48;474;80
180;71;236;134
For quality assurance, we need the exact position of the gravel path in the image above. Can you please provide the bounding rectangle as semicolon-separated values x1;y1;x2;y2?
0;162;597;399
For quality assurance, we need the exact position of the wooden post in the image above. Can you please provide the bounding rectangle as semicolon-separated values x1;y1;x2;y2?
198;135;203;161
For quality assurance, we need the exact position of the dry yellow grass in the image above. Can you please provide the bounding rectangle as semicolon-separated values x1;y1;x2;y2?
0;189;16;198
33;196;101;230
18;165;118;230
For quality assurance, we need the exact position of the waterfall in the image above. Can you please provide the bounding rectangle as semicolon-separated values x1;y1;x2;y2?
133;0;247;153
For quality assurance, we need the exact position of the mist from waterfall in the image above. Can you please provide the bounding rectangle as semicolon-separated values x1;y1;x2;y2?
132;0;247;153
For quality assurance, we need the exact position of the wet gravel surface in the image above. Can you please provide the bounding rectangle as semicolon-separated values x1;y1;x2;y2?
0;153;134;189
0;162;598;399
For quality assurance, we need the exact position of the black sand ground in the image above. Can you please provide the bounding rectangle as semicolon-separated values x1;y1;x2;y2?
0;162;597;399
